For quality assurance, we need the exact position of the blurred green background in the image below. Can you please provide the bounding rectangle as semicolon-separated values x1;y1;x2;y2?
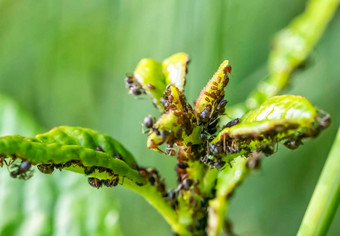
0;0;339;235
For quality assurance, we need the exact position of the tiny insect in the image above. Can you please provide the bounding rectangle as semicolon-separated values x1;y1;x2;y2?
37;164;54;174
103;177;119;187
182;178;193;190
96;146;105;152
223;118;240;129
143;115;154;129
84;166;95;175
88;177;102;189
147;83;155;90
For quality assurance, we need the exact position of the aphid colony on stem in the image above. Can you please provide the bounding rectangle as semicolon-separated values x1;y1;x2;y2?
0;51;332;235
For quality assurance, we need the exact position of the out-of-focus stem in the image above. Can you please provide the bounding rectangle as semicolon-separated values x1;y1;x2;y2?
297;127;340;236
224;0;340;120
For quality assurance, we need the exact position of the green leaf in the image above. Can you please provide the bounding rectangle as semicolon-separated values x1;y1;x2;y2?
209;95;330;163
162;52;189;92
0;126;146;186
133;59;166;110
129;53;189;112
35;126;137;169
194;60;231;123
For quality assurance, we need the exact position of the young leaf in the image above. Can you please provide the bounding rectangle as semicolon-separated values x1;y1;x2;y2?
128;53;189;112
162;52;189;92
195;60;231;124
147;85;200;152
208;95;330;164
0;127;146;186
133;59;166;110
35;126;137;169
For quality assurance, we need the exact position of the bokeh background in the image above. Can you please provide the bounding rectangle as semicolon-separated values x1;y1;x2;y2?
0;0;339;235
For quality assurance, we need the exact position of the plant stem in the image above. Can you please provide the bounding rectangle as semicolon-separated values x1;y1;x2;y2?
129;181;187;234
223;0;340;121
65;165;186;234
207;157;249;236
297;127;340;236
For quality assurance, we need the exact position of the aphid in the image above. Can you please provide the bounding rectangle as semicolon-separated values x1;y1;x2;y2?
213;160;226;170
10;169;20;178
209;143;223;155
103;177;119;187
160;97;169;109
200;155;214;167
167;190;177;201
147;83;155;90
166;147;176;156
96;146;104;152
175;127;183;138
9;160;34;180
247;152;261;169
62;161;73;168
96;167;108;173
84;166;95;175
160;130;170;140
259;144;274;156
143;115;154;129
125;76;134;88
210;92;217;99
88;177;102;189
216;100;228;115
223;118;240;128
130;86;142;96
19;161;31;172
200;131;207;142
0;155;6;167
37;164;54;174
148;174;156;185
114;153;124;161
182;179;193;190
199;106;212;123
284;139;302;150
177;162;188;169
139;168;148;177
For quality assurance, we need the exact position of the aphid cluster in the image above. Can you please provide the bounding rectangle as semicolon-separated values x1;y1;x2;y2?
35;145;131;189
125;74;145;96
88;176;120;189
147;85;198;154
138;166;167;197
37;160;82;175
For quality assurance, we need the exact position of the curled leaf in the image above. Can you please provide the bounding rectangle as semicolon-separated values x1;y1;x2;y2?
195;60;231;125
35;126;138;169
207;95;330;164
127;53;190;112
162;53;189;92
0;127;146;186
133;59;166;110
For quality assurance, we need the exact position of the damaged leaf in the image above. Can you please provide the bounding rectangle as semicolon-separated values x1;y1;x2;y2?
207;95;330;165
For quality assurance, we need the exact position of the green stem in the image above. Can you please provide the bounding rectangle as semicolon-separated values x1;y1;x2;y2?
297;127;340;236
65;165;185;234
201;168;218;194
207;157;249;236
132;184;187;234
224;0;340;121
